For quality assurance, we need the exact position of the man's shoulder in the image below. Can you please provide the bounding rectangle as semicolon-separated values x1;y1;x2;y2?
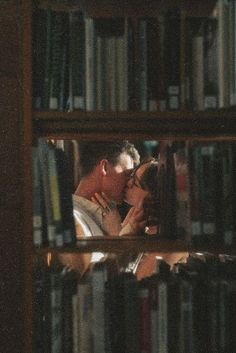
72;194;104;237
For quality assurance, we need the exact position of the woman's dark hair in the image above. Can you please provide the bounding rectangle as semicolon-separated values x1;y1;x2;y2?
140;159;159;200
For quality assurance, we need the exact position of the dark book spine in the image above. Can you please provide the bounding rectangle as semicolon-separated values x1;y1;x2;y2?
164;8;181;110
61;268;78;353
68;11;85;111
138;285;151;353
49;11;69;111
203;17;218;110
55;147;76;246
32;8;48;110
138;18;148;111
42;8;53;110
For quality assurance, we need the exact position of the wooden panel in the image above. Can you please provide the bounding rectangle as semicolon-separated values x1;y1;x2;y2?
33;110;236;141
39;0;216;17
0;2;20;75
0;2;26;352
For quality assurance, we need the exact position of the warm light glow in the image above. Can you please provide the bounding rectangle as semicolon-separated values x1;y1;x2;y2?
46;252;52;267
155;256;163;260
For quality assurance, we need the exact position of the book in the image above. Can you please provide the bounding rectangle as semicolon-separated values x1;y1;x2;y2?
217;0;230;108
37;139;56;247
116;19;129;111
191;18;205;111
50;260;63;353
164;8;181;110
32;8;49;110
188;143;202;242
174;142;192;241
61;267;78;353
138;18;148;111
198;144;218;244
203;17;218;110
138;284;151;353
91;261;108;353
68;11;85;111
32;256;49;353
85;17;96;110
75;274;93;353
42;8;53;110
32;146;43;247
47;146;64;247
49;11;68;111
219;143;235;246
54;147;76;246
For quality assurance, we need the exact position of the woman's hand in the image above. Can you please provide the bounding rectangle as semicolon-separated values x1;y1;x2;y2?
121;201;147;235
91;192;122;235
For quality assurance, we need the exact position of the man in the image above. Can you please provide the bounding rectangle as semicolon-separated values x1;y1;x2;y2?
60;141;141;274
73;140;140;237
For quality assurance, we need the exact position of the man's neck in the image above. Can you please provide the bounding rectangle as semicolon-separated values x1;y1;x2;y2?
74;176;100;201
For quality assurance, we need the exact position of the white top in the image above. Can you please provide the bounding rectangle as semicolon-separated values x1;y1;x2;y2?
73;194;105;262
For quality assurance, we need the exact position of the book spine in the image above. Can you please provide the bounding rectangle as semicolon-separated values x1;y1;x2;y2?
85;17;96;110
77;279;93;353
188;143;203;242
49;11;65;110
32;8;48;110
48;147;64;247
199;144;217;243
123;275;140;353
138;19;148;111
138;286;151;353
157;281;168;353
37;139;56;247
164;9;181;110
179;279;194;353
69;11;85;111
91;263;108;353
203;17;218;110
192;32;204;110
174;143;192;241
96;35;105;111
217;0;230;108
42;8;53;110
106;36;117;111
115;19;128;111
32;147;43;247
55;147;76;246
72;294;79;353
50;270;63;353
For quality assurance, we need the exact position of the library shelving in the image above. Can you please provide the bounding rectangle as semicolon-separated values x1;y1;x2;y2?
2;0;236;352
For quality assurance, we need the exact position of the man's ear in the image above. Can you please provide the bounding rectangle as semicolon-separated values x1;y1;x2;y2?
99;159;109;176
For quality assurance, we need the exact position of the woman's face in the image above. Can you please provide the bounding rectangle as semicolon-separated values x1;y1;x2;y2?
124;162;151;206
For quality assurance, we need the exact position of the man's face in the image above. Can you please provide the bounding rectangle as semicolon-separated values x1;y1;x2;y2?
102;152;134;204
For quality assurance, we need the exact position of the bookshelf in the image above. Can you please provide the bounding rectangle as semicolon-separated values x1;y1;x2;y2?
2;0;236;352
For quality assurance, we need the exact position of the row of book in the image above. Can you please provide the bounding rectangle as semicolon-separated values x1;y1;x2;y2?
158;141;236;247
32;1;236;112
32;139;76;247
33;253;236;353
33;139;236;248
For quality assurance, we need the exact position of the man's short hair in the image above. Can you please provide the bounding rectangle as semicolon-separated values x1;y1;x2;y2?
78;140;140;178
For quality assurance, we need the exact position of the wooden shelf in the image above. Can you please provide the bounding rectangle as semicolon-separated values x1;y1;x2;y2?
38;0;216;18
33;110;236;141
34;236;236;255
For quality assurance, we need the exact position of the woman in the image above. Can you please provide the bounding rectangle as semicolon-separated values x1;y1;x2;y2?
91;157;159;236
92;157;188;278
